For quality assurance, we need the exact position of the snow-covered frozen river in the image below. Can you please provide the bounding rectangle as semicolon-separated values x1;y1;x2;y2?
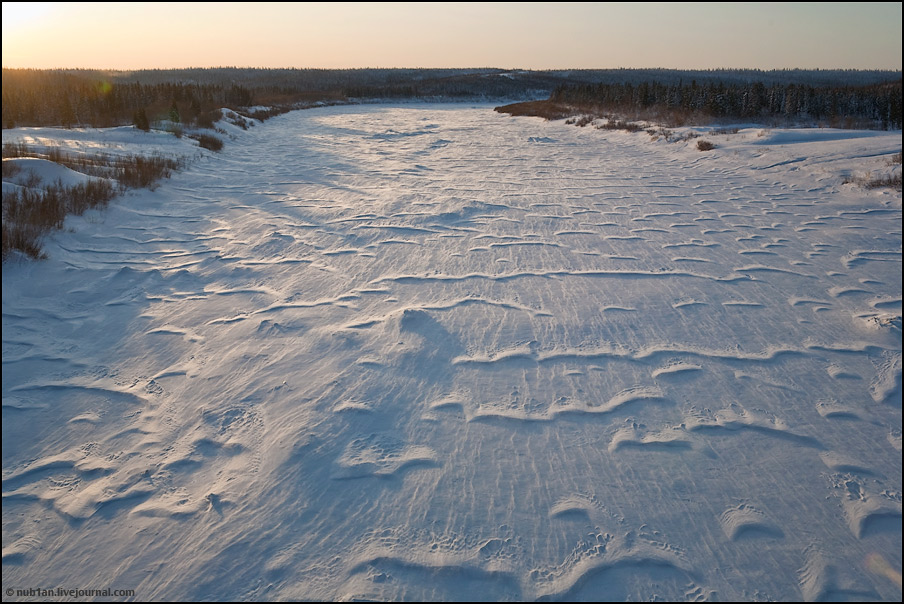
3;105;901;601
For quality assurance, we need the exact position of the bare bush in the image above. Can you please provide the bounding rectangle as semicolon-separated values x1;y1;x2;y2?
843;172;902;191
2;222;47;259
697;140;716;151
864;173;900;190
597;120;644;132
46;145;64;163
495;101;576;121
241;105;294;121
2;159;22;178
223;111;249;130
64;179;116;215
20;170;43;188
2;178;117;260
195;108;222;129
114;154;181;190
192;133;224;152
647;127;673;141
2;143;182;261
2;141;30;158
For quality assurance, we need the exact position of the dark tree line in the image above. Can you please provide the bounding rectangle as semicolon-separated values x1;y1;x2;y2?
548;79;903;129
4;67;901;130
1;67;566;128
2;70;255;129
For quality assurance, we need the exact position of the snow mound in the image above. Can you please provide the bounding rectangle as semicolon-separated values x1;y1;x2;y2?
3;157;101;188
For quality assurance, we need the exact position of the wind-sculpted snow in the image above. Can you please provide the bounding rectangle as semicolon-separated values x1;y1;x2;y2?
2;105;901;601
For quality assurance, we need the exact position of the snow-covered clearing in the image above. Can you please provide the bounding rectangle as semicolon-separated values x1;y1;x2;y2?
4;123;206;160
2;105;901;601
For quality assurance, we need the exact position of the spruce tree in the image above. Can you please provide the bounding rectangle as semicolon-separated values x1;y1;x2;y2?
168;100;181;123
133;107;150;131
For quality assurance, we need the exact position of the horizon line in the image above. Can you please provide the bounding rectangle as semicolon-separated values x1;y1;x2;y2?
3;65;902;73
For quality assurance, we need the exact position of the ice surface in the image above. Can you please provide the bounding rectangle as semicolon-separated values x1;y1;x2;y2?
2;105;901;601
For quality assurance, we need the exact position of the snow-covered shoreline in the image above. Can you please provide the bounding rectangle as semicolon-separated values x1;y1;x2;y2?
3;104;901;601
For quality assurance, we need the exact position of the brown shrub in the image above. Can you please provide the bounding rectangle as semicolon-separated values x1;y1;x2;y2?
494;101;575;121
192;133;224;152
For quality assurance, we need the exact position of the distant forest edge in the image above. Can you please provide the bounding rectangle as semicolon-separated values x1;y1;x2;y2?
2;67;901;130
497;78;902;130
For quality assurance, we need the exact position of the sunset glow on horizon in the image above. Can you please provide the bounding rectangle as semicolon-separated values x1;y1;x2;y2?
2;2;901;71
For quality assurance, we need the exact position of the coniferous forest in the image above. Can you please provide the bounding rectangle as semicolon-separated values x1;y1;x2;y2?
3;67;901;130
542;78;902;129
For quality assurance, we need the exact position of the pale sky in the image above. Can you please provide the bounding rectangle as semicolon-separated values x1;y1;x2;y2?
2;2;901;70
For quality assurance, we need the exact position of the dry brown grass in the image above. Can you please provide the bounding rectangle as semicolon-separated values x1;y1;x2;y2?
494;101;575;121
2;144;183;261
843;172;902;191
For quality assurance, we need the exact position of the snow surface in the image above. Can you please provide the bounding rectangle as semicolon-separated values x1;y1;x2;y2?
2;157;109;191
2;105;902;601
4;125;204;159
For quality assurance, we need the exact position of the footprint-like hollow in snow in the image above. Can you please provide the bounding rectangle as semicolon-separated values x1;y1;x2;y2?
332;433;439;480
549;494;597;520
652;362;702;379
719;503;784;540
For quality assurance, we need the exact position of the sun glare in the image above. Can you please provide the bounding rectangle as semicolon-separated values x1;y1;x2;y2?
2;2;55;34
